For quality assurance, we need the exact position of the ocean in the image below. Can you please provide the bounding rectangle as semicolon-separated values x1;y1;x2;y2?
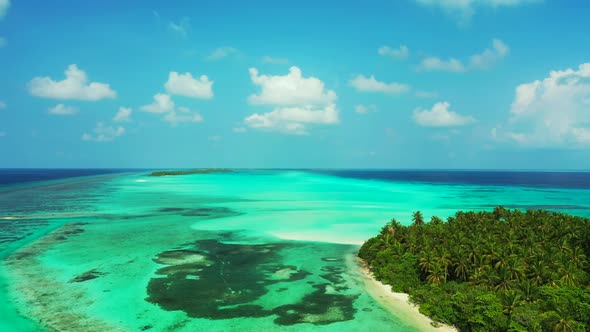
1;169;589;331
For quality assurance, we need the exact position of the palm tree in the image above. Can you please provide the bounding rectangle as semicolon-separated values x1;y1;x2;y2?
436;249;452;281
391;241;405;257
492;268;513;291
516;279;538;302
552;307;579;332
419;255;435;275
505;256;525;282
429;215;443;225
412;211;424;226
569;246;586;269
500;290;521;331
528;258;549;286
426;263;446;284
493;206;508;220
454;252;470;281
377;232;395;249
557;261;583;287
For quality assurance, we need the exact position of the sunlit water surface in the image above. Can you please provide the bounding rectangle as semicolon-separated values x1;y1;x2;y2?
1;170;590;331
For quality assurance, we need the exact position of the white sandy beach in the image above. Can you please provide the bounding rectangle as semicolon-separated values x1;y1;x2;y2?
352;257;457;332
269;231;365;245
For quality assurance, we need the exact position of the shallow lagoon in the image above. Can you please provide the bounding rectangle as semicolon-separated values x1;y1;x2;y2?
2;170;590;331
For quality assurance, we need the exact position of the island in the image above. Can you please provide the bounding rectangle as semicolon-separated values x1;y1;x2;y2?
149;169;233;177
359;207;590;331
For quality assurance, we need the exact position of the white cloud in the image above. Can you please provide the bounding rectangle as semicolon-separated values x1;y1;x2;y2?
141;93;174;113
140;94;204;126
28;64;117;101
245;67;339;134
414;0;541;21
233;127;247;133
350;75;410;94
0;0;10;20
493;62;590;148
0;131;6;137
245;104;338;135
169;17;190;36
206;47;238;60
420;57;466;72
0;101;5;109
113;107;132;122
164;72;213;99
419;39;509;72
378;45;409;59
262;56;289;64
355;104;378;114
415;90;439;98
82;122;125;142
469;39;510;69
162;108;203;126
48;103;78;115
248;66;337;106
413;101;476;127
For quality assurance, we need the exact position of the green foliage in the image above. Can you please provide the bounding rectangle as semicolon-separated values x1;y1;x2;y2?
359;208;590;331
412;211;424;225
149;169;232;176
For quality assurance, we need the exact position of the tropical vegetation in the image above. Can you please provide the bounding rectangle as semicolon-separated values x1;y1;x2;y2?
149;169;232;176
359;207;590;331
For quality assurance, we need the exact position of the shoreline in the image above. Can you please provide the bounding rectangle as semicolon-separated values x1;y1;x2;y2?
353;257;457;332
5;219;455;331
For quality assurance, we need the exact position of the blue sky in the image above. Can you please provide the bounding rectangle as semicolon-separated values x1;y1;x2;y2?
1;0;590;169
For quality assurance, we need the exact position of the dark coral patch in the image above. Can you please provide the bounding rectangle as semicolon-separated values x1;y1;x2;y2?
146;238;359;326
146;240;304;319
180;207;243;219
320;265;347;284
69;269;106;283
155;206;243;219
272;284;358;325
158;208;186;213
62;227;84;236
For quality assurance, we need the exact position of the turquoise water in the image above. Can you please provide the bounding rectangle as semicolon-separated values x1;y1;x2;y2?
1;170;590;331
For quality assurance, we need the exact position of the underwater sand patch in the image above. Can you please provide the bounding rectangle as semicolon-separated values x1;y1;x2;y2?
153;250;209;266
321;257;342;262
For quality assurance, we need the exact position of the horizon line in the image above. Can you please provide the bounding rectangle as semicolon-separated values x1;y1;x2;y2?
1;167;590;172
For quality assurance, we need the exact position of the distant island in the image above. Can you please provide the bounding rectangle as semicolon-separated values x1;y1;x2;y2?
149;169;233;177
359;207;590;331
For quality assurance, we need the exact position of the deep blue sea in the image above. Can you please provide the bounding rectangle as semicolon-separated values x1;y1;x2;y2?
0;168;134;187
3;168;590;188
311;169;590;189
